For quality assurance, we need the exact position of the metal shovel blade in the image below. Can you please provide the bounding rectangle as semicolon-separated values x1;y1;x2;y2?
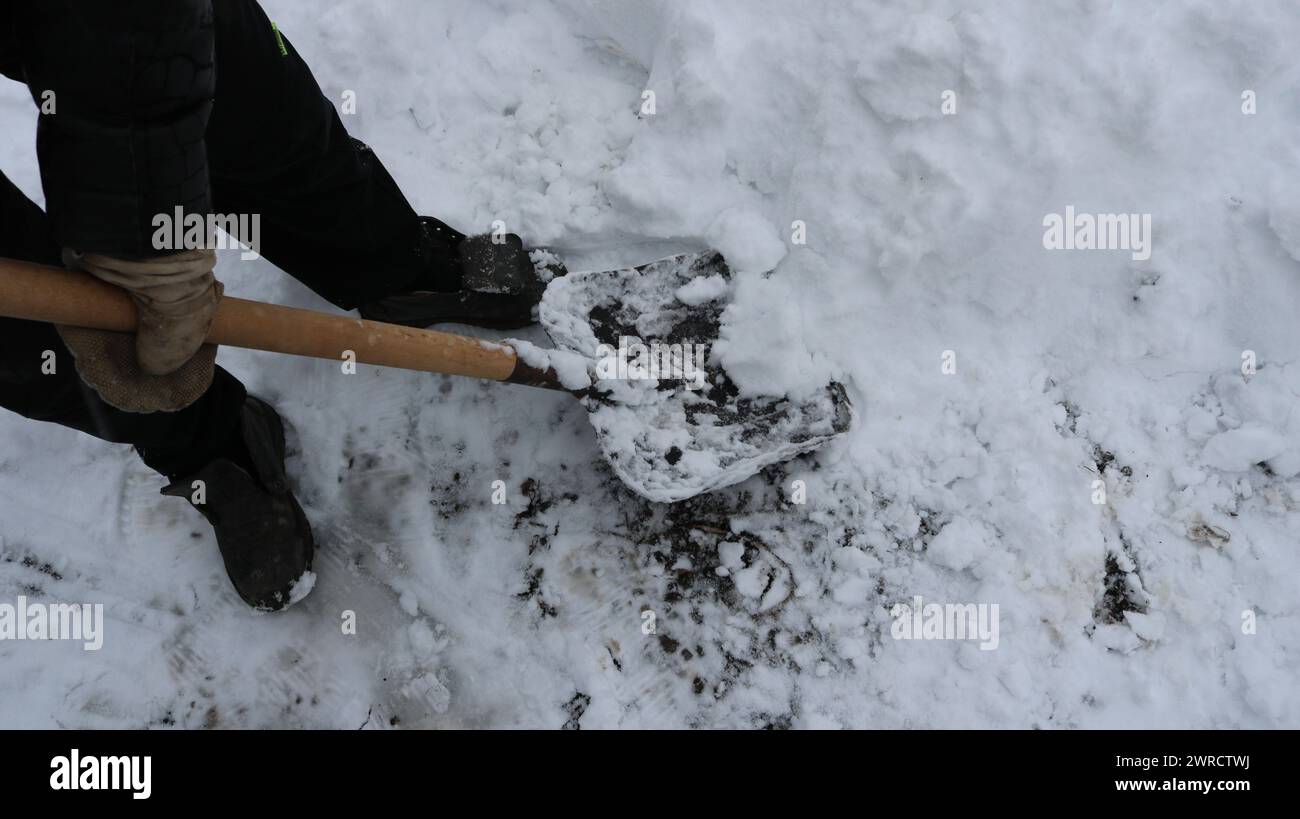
539;251;852;503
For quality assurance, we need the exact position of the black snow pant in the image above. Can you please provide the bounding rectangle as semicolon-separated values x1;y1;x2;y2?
0;0;449;480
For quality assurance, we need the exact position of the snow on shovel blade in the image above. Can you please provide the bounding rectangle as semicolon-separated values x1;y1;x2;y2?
539;251;852;503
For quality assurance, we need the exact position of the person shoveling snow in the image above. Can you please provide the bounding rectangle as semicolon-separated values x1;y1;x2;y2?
0;0;848;611
0;0;545;611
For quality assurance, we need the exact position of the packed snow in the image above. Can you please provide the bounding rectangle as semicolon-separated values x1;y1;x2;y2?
1;0;1297;728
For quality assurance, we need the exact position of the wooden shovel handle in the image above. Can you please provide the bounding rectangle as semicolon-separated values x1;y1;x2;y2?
0;256;560;388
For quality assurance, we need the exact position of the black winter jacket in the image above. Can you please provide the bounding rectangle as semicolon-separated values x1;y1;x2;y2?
1;0;215;256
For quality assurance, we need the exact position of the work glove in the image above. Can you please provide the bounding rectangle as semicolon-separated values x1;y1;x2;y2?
56;248;222;413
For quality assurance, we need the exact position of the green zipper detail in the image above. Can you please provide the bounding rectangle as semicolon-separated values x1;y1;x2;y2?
271;22;288;57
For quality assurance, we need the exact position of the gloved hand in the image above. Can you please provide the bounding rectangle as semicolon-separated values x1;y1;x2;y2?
56;248;223;413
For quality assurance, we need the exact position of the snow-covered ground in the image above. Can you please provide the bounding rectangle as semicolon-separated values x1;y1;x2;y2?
2;0;1298;728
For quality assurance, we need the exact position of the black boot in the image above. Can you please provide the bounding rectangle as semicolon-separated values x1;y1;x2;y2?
162;396;316;611
359;222;561;330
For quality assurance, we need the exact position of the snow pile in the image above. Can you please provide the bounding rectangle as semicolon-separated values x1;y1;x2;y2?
538;251;850;501
1;0;1298;728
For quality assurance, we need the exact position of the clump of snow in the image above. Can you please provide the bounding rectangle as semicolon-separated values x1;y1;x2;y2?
1198;366;1300;477
505;338;592;391
717;540;745;570
529;248;565;283
286;571;317;606
926;519;991;573
1202;424;1294;475
704;208;787;275
674;274;728;306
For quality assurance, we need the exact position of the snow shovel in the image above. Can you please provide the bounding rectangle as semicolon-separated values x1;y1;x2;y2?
0;253;850;502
